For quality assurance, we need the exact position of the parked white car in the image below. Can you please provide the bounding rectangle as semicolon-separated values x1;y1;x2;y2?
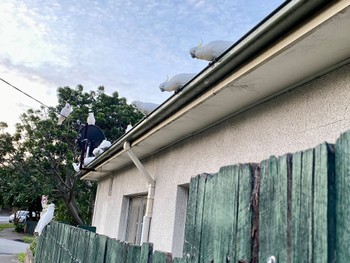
8;211;30;223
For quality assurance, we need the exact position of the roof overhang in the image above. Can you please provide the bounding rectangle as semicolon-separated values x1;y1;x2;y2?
81;0;350;181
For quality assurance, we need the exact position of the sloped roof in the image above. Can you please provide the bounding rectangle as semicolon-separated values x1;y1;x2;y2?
81;0;350;181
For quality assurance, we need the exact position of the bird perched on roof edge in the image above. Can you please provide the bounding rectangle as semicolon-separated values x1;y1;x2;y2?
131;101;159;115
159;73;197;93
189;40;233;62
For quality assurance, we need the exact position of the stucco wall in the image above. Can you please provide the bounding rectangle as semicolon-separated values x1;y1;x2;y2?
92;63;350;256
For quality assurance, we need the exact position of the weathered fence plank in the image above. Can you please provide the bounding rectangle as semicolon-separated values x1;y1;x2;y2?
291;149;313;262
77;228;90;262
236;164;254;262
314;143;335;262
183;174;207;261
172;257;189;263
105;238;123;263
199;173;218;262
183;175;198;259
152;250;172;263
214;165;239;262
259;155;290;263
126;243;141;263
139;242;153;263
335;131;350;262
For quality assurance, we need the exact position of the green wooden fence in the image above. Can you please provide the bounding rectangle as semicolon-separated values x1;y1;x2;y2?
35;130;350;262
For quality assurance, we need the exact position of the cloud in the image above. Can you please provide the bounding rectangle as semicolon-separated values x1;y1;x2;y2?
0;0;284;131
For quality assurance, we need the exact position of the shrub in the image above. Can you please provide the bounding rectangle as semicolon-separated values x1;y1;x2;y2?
14;223;24;233
30;237;38;256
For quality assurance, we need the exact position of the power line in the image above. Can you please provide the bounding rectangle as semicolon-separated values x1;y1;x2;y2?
0;77;51;109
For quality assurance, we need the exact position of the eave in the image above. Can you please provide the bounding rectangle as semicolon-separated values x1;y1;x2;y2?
81;0;350;181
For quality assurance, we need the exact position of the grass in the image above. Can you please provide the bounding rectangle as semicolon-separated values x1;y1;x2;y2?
18;252;25;262
0;223;14;231
23;235;35;243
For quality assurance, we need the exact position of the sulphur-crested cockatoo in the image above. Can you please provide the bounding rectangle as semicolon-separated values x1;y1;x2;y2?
93;147;104;157
87;112;95;125
57;103;73;125
159;73;197;92
84;156;95;166
72;162;80;172
131;101;159;115
125;124;133;133
189;40;233;62
99;139;111;150
34;204;55;236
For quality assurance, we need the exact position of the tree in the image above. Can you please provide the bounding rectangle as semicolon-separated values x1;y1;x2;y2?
0;85;143;225
0;122;8;133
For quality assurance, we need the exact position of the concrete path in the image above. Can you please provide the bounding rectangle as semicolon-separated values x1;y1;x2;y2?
0;254;20;263
0;224;31;263
0;238;28;254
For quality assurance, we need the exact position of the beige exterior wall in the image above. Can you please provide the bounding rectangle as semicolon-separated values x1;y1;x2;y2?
92;63;350;256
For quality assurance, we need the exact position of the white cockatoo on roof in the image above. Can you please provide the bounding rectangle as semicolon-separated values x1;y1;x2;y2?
189;40;233;62
57;103;73;125
87;111;95;125
99;139;111;150
159;73;197;93
125;124;133;133
84;156;95;166
93;147;104;157
131;101;159;115
92;139;111;158
34;203;55;236
72;162;80;172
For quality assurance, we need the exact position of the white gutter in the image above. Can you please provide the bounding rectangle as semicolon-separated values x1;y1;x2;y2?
123;141;155;244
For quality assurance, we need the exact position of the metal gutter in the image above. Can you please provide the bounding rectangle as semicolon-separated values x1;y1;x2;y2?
80;0;334;180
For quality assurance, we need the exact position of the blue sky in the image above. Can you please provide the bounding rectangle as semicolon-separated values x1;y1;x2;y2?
0;0;284;132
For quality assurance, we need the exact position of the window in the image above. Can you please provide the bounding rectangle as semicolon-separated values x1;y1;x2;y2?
172;184;189;257
125;195;147;245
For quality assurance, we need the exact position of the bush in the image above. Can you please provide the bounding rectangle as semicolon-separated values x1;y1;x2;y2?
30;237;38;256
17;253;25;262
23;236;35;243
14;223;24;233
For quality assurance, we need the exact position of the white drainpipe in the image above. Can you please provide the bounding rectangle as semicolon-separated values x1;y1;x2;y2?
123;141;155;244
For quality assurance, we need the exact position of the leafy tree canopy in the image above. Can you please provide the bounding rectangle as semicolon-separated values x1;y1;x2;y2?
0;85;143;225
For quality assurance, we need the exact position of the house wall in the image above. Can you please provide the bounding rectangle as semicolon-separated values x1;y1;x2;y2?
92;62;350;257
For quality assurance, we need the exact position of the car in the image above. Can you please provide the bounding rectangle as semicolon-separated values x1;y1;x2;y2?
8;210;30;223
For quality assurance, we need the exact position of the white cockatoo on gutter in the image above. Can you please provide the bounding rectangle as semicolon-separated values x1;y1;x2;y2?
189;40;233;62
159;73;197;93
131;101;159;115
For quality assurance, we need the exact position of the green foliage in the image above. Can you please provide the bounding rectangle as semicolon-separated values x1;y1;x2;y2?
18;252;25;262
15;223;25;233
30;237;38;256
0;223;14;231
23;236;35;243
0;85;143;225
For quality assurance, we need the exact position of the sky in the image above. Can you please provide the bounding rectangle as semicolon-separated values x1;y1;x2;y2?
0;0;284;133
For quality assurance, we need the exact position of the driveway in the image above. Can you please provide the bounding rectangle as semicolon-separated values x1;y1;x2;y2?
0;238;28;254
0;224;31;263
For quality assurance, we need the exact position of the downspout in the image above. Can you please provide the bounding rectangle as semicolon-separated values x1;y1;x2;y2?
123;141;155;244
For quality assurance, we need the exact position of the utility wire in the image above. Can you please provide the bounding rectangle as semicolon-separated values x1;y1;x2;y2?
0;77;51;109
0;77;74;121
